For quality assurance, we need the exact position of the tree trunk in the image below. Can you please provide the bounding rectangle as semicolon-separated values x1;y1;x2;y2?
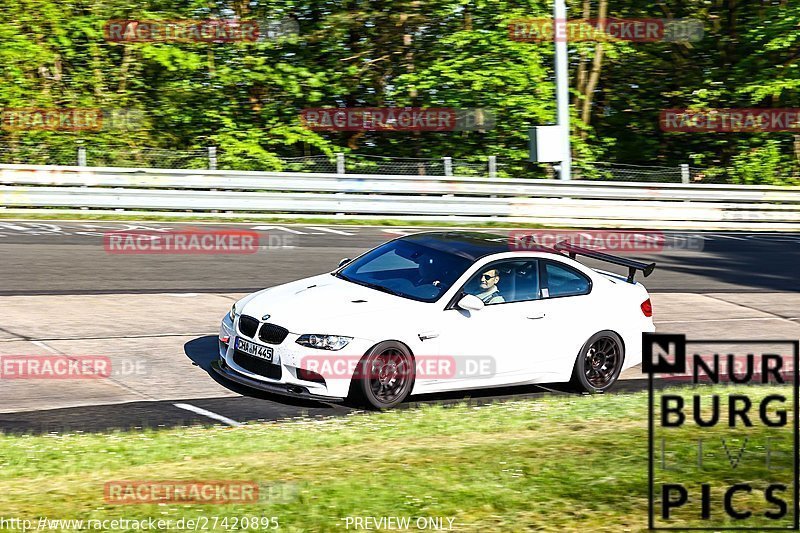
579;0;607;139
574;0;591;108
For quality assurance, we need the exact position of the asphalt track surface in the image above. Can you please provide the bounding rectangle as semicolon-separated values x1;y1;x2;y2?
0;221;798;434
0;221;798;295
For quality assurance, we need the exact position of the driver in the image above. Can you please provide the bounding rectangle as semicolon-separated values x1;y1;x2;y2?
474;268;504;304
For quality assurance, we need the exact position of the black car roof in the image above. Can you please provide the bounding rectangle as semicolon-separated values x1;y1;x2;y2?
398;231;557;262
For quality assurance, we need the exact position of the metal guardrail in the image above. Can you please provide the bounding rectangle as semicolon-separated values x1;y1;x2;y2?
1;164;799;230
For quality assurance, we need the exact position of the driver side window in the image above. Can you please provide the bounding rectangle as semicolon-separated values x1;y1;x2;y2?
463;260;540;305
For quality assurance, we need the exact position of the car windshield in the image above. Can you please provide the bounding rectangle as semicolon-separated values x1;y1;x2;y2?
335;239;473;302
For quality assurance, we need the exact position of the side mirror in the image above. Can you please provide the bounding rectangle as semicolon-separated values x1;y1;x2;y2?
457;293;484;311
338;258;351;268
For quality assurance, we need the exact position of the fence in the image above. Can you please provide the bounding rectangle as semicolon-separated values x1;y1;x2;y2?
0;144;719;182
574;162;703;183
2;144;796;184
1;163;798;230
0;145;505;178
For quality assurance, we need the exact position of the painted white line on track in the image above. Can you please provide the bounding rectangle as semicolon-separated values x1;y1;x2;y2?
275;226;309;234
307;226;355;236
712;235;748;241
381;228;415;236
31;340;61;354
251;225;306;234
0;223;29;231
173;403;242;427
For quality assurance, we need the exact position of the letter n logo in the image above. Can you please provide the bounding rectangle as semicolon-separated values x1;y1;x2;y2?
642;333;686;374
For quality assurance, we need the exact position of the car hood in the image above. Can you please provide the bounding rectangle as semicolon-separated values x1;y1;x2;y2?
238;274;420;335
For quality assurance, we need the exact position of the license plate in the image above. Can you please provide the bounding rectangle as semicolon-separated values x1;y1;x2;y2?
235;337;273;361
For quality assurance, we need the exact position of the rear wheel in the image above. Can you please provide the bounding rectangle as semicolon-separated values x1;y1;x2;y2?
350;341;415;409
571;331;624;393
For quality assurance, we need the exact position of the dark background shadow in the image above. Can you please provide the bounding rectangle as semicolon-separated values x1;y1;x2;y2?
589;234;800;293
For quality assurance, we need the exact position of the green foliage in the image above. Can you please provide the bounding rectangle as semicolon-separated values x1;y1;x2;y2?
0;0;797;182
598;0;800;180
729;139;797;186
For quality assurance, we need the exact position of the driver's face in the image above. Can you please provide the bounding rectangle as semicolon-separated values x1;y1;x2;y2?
479;269;499;290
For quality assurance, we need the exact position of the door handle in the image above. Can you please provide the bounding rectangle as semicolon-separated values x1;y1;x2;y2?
526;313;546;320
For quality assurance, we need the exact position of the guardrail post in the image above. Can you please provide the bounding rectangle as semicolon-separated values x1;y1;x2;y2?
336;153;345;175
77;145;87;167
443;157;452;176
488;156;497;178
680;163;690;184
208;146;217;170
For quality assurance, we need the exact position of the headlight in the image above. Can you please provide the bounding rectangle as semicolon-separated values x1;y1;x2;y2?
296;334;352;351
228;303;238;322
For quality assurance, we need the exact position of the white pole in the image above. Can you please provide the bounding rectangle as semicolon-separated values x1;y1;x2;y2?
554;0;571;181
680;163;690;184
336;152;345;175
443;156;452;176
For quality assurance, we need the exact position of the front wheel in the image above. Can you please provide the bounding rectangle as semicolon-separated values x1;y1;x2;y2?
350;341;415;409
570;331;624;393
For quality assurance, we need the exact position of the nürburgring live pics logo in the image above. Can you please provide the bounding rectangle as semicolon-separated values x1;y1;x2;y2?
644;333;799;530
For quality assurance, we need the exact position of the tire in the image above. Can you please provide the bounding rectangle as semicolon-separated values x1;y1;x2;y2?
349;341;415;409
570;331;625;393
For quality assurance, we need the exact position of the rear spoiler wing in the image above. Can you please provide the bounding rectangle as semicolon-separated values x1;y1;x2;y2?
554;240;656;283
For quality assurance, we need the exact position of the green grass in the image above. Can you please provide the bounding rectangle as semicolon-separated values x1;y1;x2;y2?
0;386;794;531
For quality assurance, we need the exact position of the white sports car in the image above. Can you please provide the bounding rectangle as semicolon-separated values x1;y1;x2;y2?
213;231;656;408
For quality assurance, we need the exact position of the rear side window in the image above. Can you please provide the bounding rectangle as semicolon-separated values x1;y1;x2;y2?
543;262;591;297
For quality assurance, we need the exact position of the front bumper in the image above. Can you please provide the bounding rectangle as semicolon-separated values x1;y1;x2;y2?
211;359;345;402
218;314;373;400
